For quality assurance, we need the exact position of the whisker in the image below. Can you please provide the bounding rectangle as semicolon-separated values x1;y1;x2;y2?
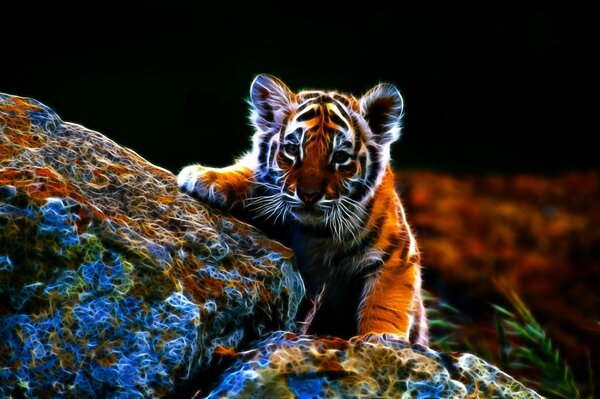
252;181;282;191
275;169;292;183
323;198;365;244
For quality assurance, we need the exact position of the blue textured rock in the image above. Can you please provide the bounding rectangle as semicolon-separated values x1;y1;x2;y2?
0;93;303;398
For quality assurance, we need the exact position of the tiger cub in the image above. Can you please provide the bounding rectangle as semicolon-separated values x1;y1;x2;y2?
178;74;428;345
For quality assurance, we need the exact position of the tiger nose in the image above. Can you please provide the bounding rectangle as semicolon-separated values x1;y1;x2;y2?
297;187;323;204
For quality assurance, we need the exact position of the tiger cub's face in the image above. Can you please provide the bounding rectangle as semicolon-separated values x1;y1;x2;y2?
248;75;403;238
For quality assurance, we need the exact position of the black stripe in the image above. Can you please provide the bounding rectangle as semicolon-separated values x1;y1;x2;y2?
328;109;349;129
360;259;384;277
351;157;380;203
335;139;353;151
363;144;382;191
380;236;416;273
261;104;274;122
257;138;271;168
324;126;337;137
382;233;403;254
371;212;387;237
296;107;318;122
349;182;369;203
267;139;278;167
373;304;405;319
333;94;351;107
301;92;320;100
289;127;303;138
318;94;331;104
257;120;287;168
358;154;367;173
296;101;313;114
334;102;352;121
353;119;364;153
379;246;396;266
296;97;322;115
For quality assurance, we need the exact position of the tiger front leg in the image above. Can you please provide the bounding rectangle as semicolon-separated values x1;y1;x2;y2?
177;163;254;210
358;263;423;344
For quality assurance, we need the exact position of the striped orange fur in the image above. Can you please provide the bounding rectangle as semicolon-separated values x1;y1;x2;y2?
178;75;428;345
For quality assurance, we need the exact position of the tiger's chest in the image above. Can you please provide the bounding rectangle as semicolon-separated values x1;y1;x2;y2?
289;231;375;291
286;228;383;337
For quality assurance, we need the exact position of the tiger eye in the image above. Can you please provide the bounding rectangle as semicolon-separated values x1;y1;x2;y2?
284;144;299;157
332;151;350;164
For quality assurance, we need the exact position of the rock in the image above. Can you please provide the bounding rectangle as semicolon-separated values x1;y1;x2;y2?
0;93;543;398
0;93;303;398
205;333;543;398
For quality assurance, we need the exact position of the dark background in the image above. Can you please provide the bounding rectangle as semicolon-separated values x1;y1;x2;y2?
0;2;591;175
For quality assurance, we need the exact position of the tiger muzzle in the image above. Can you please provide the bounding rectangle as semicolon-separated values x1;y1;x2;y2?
297;187;323;205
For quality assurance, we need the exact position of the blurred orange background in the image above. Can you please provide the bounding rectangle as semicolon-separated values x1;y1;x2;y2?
396;170;599;395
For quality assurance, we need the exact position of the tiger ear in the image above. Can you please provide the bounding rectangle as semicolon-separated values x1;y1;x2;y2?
250;74;294;133
359;83;404;145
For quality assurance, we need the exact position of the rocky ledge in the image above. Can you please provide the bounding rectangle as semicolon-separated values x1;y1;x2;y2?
0;93;542;398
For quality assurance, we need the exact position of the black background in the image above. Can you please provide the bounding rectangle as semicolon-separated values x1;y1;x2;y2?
1;2;591;175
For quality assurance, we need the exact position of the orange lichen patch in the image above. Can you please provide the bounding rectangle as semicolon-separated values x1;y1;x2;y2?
255;237;293;259
214;345;239;358
0;167;105;231
155;195;174;205
319;335;351;351
0;167;70;201
183;273;224;301
96;352;119;367
0;143;19;161
0;97;47;148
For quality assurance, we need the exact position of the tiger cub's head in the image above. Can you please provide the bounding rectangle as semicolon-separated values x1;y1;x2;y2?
248;74;403;237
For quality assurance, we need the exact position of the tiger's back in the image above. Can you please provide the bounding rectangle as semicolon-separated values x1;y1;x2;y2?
178;75;428;345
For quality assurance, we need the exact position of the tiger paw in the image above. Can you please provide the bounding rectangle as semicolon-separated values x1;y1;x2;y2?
177;165;229;207
178;164;253;209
